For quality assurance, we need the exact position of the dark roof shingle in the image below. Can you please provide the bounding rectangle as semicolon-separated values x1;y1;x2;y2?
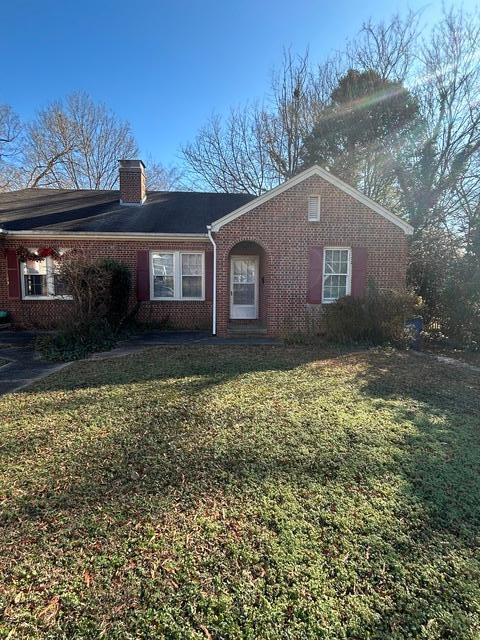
0;189;256;234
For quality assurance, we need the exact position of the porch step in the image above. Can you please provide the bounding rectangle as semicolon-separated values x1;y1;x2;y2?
228;322;268;337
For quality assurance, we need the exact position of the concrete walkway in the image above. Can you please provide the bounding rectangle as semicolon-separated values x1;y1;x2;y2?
0;331;69;396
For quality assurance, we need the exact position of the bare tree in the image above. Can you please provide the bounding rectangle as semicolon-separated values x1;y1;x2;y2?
448;153;480;257
261;49;320;180
146;158;185;191
0;105;23;191
396;7;480;231
0;105;21;159
23;93;138;189
182;105;276;194
347;11;421;81
181;50;338;193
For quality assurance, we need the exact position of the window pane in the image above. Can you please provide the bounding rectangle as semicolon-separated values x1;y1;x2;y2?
152;253;174;298
23;258;48;296
24;274;48;296
51;259;69;296
181;253;202;276
182;275;202;298
233;283;255;305
233;259;255;284
153;253;174;276
154;275;174;297
25;258;47;275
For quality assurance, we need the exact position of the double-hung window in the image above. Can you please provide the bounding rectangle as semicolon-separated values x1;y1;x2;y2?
151;251;204;300
21;251;69;299
322;248;351;303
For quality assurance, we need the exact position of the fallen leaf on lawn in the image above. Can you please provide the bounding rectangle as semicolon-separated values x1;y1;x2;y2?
38;596;60;625
83;570;93;587
199;625;212;639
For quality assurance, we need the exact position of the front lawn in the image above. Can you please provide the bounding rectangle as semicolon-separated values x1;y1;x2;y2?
1;345;479;638
426;346;480;368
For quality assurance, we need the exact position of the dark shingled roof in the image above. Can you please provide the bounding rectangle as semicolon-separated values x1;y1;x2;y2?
0;188;256;234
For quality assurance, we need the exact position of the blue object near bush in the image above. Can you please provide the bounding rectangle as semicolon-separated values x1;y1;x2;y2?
406;316;423;351
0;310;9;322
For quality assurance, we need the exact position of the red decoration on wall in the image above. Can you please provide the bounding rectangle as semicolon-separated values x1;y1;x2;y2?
16;246;63;262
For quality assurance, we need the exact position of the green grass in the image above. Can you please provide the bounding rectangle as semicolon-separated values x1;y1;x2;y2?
1;345;479;639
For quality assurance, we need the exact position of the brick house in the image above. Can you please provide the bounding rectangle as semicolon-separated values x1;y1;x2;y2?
0;160;413;337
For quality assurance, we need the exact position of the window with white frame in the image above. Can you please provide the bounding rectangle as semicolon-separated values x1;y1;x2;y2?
308;195;320;222
21;251;69;299
322;248;351;303
151;251;204;300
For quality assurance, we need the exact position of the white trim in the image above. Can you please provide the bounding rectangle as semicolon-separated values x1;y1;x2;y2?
210;165;414;235
149;250;205;302
4;230;208;241
230;255;259;320
322;247;352;304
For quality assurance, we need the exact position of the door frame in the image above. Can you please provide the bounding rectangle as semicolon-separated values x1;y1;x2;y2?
230;255;259;320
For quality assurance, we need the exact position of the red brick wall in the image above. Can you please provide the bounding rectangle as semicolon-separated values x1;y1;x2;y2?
214;174;408;337
0;174;409;335
119;164;146;203
0;238;212;329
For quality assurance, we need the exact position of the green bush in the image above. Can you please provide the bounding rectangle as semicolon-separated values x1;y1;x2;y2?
36;319;117;361
324;287;419;346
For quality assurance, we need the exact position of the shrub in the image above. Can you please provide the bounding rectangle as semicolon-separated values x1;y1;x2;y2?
324;287;420;347
36;253;134;361
438;256;480;351
36;319;117;362
100;259;132;330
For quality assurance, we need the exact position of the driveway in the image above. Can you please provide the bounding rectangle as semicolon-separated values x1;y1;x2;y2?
0;331;68;396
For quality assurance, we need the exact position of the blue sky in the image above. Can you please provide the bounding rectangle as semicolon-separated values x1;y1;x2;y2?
1;0;474;167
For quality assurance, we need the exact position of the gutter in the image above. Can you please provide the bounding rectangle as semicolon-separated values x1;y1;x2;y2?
0;230;209;242
206;225;217;336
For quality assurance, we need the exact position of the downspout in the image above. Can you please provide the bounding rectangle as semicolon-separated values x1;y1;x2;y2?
206;225;217;335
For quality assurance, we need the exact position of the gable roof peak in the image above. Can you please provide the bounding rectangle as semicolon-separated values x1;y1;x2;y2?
211;164;413;235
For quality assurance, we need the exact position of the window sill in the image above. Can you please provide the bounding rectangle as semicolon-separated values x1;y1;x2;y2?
22;296;73;301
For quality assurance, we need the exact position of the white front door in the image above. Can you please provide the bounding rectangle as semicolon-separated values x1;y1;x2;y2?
230;256;259;320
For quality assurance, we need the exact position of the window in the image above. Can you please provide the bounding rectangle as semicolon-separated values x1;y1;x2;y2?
181;253;203;298
322;248;351;303
308;195;320;222
21;251;69;299
151;251;204;300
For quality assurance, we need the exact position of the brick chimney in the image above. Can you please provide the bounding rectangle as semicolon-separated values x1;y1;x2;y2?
119;159;146;205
